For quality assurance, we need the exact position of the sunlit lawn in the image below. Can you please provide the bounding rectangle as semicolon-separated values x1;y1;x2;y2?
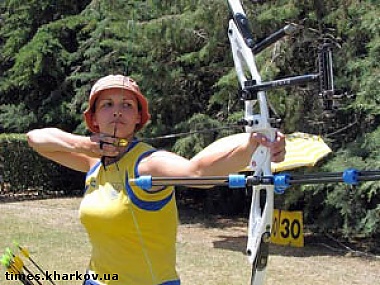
0;198;378;285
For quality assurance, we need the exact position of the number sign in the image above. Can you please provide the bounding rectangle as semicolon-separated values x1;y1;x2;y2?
271;209;304;247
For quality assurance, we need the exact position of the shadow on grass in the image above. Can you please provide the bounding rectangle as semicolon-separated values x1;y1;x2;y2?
178;205;248;228
212;233;380;259
179;206;379;258
211;233;350;256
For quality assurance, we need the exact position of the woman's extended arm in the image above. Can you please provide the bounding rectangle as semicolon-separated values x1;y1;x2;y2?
138;132;285;178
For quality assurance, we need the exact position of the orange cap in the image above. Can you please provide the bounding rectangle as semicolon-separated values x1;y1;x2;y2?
83;75;151;133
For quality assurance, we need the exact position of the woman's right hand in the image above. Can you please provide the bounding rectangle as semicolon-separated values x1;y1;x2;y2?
87;133;121;158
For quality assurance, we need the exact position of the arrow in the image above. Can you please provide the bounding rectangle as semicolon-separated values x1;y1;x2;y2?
1;248;35;285
14;242;57;285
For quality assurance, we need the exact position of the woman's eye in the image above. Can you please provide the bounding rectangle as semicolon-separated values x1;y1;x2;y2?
100;102;112;108
123;102;133;108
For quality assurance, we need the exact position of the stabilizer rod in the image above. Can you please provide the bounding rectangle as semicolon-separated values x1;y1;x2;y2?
131;169;380;194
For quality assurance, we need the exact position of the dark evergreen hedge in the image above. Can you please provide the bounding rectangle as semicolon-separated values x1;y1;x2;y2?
0;134;84;196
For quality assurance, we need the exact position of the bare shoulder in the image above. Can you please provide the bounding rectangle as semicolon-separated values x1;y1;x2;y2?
137;150;191;176
148;150;183;158
139;150;187;166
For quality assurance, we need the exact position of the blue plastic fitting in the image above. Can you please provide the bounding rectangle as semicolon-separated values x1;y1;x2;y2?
273;173;290;194
342;168;359;185
134;175;153;190
228;174;246;188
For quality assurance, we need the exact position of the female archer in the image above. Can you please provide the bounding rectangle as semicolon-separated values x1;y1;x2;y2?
27;74;285;285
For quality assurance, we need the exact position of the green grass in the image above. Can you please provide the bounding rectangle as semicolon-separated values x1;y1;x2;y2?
0;198;379;285
0;198;90;284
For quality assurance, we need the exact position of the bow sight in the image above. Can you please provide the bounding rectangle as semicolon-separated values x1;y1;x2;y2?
230;3;349;127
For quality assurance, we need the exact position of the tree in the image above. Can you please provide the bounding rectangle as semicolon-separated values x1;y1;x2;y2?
0;0;378;238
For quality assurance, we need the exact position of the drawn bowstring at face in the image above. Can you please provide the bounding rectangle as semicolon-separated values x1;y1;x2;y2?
95;91;140;170
111;111;129;147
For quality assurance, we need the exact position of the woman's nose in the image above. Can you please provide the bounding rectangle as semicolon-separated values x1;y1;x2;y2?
113;111;122;117
113;105;122;117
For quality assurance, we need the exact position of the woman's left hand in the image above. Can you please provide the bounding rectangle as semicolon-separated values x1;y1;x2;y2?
251;131;286;163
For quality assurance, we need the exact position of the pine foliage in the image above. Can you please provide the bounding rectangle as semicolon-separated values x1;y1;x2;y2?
0;0;378;238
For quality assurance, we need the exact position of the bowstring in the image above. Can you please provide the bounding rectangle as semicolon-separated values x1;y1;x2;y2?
102;145;158;285
113;93;157;284
113;154;157;285
142;124;244;142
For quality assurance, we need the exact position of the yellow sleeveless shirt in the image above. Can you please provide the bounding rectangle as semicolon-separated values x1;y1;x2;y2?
79;141;180;285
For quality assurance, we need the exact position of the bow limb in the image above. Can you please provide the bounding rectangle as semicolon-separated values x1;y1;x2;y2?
228;1;276;284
